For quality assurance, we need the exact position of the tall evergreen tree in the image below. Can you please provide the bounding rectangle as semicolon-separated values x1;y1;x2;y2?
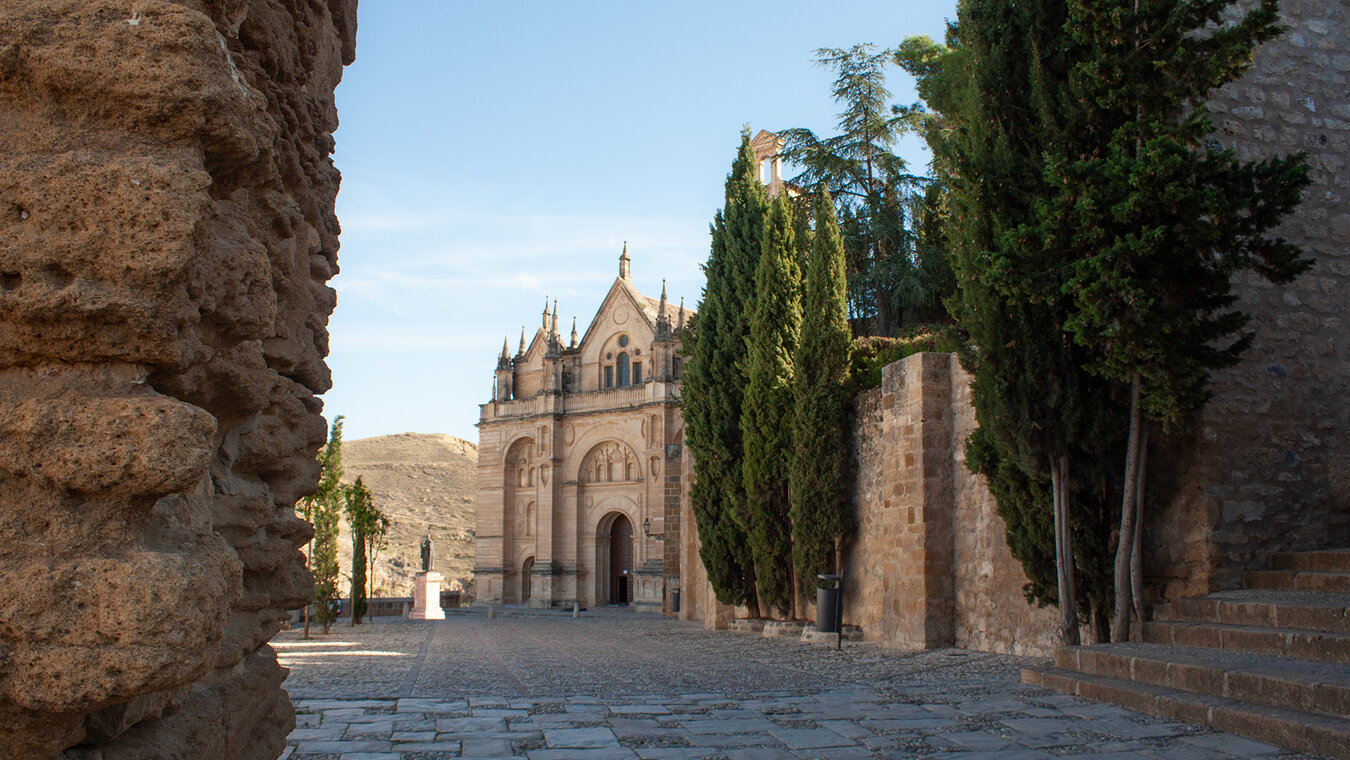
790;189;854;586
682;131;768;613
306;415;345;634
898;3;1123;644
1043;0;1311;641
742;192;802;617
299;415;348;637
344;476;377;624
779;44;942;334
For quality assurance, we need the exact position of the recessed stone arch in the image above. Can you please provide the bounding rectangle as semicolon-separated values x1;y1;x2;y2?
501;436;535;602
577;440;641;484
595;506;636;605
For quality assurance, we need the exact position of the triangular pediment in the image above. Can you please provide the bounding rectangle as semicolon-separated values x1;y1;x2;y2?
577;277;658;353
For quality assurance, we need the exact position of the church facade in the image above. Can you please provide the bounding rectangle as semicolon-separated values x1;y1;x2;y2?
474;249;688;613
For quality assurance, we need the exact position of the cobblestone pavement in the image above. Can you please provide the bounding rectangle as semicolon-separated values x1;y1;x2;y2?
276;607;1321;759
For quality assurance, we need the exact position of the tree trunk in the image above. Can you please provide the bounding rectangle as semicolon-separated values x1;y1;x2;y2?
1130;422;1149;632
1113;374;1144;642
1051;454;1080;645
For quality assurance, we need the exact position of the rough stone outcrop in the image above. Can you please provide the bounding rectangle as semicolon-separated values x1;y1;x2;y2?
0;2;355;758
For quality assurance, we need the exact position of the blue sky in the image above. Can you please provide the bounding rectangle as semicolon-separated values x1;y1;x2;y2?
324;2;957;442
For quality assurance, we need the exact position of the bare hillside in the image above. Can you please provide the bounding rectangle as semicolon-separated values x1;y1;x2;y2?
335;433;477;598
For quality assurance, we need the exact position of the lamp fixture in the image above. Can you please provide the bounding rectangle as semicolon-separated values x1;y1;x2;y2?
642;517;665;542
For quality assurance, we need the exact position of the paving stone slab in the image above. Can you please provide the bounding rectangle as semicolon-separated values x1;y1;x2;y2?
434;716;508;733
527;748;638;760
294;740;393;754
544;726;622;748
766;725;853;749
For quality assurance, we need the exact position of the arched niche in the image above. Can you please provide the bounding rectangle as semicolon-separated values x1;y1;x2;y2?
577;440;641;484
501;436;535;602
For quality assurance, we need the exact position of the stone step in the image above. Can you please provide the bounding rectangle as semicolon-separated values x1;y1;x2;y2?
1155;589;1350;634
1056;642;1350;719
1273;551;1350;574
1246;569;1350;594
1144;619;1350;664
1023;665;1350;759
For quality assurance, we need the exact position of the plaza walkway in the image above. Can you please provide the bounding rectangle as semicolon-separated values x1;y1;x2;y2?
275;606;1320;759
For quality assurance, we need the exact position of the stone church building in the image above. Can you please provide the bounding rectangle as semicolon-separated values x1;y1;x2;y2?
474;248;689;613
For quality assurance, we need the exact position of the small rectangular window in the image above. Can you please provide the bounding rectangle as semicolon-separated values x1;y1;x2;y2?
604;366;613;388
633;362;642;384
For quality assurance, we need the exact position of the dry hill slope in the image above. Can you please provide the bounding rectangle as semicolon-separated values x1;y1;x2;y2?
336;433;477;599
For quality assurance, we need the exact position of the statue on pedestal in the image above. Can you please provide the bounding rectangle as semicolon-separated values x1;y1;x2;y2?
420;535;433;573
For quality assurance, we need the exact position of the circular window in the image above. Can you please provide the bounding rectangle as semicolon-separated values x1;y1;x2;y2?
606;352;612;360
634;348;641;356
618;335;629;347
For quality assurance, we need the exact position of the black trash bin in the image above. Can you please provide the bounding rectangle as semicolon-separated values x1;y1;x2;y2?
816;573;842;634
816;586;839;633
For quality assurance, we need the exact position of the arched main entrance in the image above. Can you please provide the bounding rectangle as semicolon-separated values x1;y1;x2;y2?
521;556;534;602
596;512;634;605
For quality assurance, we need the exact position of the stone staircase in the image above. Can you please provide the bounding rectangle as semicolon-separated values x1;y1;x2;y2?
1023;549;1350;758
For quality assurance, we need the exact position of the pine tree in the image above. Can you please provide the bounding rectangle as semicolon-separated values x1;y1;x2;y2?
1044;0;1311;641
682;130;767;613
780;44;941;334
790;189;854;586
741;193;802;617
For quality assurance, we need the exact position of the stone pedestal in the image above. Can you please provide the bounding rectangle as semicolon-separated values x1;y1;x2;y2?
408;572;445;620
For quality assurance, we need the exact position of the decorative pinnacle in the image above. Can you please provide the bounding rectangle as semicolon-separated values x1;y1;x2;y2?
542;296;550;328
570;316;578;348
619;241;631;280
657;279;668;318
518;327;526;356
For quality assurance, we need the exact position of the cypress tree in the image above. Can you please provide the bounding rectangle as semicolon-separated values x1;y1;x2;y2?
344;476;375;624
790;189;854;586
308;415;345;634
741;192;802;618
898;1;1124;643
1044;0;1311;641
682;131;767;613
299;415;348;637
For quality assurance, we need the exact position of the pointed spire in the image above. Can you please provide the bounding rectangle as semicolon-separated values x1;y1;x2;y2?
550;299;559;336
542;296;551;328
518;326;526;356
658;279;668;318
619;241;631;280
678;297;686;330
500;337;510;366
570;316;578;349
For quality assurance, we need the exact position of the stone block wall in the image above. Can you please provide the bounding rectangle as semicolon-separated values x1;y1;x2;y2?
0;3;355;758
1148;0;1350;600
841;353;1056;656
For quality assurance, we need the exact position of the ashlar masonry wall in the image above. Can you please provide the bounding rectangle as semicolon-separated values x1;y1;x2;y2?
844;353;1058;657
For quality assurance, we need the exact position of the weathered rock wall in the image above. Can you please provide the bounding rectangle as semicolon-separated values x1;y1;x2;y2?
1148;0;1350;600
0;3;355;758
